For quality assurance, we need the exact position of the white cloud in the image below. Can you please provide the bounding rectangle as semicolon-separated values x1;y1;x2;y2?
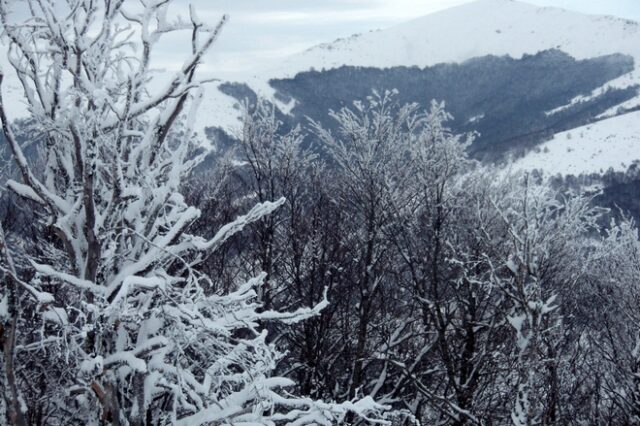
236;1;473;25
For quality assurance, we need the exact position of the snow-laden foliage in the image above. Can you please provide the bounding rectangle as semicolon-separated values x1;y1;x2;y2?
0;1;387;424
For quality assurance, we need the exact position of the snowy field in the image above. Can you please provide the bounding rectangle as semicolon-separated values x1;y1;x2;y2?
511;110;640;176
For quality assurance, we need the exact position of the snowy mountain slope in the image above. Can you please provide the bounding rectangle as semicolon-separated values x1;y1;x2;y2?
510;110;640;177
203;0;640;134
544;68;640;118
262;0;640;78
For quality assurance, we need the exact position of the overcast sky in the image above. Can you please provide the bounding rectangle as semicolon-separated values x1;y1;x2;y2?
160;0;639;76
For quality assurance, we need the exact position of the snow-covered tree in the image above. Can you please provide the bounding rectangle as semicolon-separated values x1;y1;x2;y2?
0;1;386;424
310;91;427;405
583;217;640;424
480;174;602;425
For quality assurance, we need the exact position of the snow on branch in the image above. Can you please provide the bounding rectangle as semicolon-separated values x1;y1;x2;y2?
192;197;286;252
31;261;106;296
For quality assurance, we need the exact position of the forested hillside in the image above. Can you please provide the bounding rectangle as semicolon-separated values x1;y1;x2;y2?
223;50;636;160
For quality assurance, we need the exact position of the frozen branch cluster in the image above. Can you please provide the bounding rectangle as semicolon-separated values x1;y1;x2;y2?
190;92;640;425
0;1;385;424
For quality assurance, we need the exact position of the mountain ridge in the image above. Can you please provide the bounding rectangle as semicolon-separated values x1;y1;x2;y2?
257;0;640;77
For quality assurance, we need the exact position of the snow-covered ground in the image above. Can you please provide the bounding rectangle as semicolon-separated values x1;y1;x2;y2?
510;110;640;177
